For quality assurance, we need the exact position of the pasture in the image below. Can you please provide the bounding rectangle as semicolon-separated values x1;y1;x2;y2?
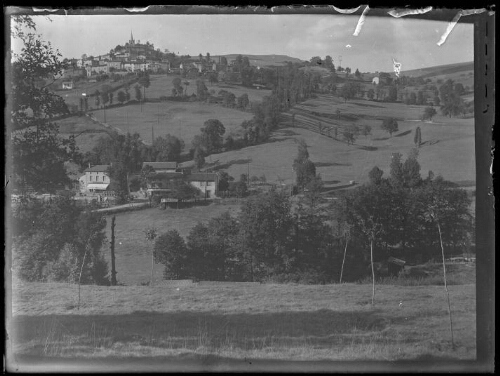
146;74;271;104
102;203;241;286
10;275;475;362
206;94;475;189
88;101;254;146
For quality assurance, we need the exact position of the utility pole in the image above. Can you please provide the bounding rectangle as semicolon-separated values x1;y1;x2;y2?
247;162;250;187
151;125;154;144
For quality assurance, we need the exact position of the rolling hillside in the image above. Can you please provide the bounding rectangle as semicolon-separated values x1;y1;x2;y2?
399;61;474;79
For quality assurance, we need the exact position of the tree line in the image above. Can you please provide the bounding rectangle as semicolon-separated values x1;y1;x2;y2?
151;148;472;284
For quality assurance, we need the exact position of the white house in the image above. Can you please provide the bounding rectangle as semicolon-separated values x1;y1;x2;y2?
79;165;112;194
62;81;74;90
186;173;219;198
372;77;380;85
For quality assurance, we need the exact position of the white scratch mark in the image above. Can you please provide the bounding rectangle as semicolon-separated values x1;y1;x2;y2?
332;5;361;14
353;5;370;36
437;9;487;46
393;58;402;77
124;7;150;13
387;7;433;18
32;7;59;12
346;44;352;48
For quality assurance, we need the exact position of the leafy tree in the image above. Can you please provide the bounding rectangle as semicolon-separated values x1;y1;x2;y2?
193;147;205;170
117;90;126;104
368;166;384;185
367;88;375;100
218;171;234;193
101;91;109;107
342;125;358;145
422;107;437;121
381;117;399;137
200;119;225;153
414;126;422;147
167;179;201;201
154;230;188;279
340;82;356;102
295;160;316;191
238;189;294;280
387;86;398;102
138;73;151;99
237;93;250;109
107;162;129;204
354;68;361;78
172;77;183;96
134;84;142;101
362;124;372;137
324;55;334;71
11;19;72;193
152;134;184;162
196;79;209;101
409;92;417;105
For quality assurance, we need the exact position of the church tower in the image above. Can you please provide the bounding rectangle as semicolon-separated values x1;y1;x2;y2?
129;31;135;46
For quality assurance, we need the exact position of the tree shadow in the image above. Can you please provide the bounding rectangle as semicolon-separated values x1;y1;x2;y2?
357;146;378;151
12;308;397;356
394;130;412;138
315;162;351;167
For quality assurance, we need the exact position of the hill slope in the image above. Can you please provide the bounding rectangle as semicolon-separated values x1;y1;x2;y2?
400;61;474;78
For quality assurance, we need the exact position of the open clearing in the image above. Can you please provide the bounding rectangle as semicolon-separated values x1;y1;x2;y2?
89;101;253;146
10;278;475;361
102;204;241;286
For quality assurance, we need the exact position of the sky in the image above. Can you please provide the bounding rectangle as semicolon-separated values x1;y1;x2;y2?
11;14;474;73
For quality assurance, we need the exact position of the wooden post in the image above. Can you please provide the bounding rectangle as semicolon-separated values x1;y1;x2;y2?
110;215;117;286
340;234;349;284
437;219;455;349
370;238;375;306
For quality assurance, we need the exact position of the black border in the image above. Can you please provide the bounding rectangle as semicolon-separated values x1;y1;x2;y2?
4;5;495;373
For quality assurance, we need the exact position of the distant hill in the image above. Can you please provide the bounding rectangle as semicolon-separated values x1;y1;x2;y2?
213;54;304;67
400;61;473;79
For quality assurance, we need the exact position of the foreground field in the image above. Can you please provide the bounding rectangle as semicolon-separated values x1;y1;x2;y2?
103;204;241;286
9;279;475;363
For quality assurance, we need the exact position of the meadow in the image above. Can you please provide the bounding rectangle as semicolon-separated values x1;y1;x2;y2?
88;101;254;146
205;94;475;189
10;274;476;362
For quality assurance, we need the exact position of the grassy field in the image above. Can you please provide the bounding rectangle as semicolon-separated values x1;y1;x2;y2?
204;94;475;189
89;101;254;146
102;203;241;286
9;273;475;362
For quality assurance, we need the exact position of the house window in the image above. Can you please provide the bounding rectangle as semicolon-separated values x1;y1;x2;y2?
90;175;93;182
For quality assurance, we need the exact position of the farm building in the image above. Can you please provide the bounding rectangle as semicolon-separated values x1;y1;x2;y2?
61;81;74;90
142;161;181;174
79;164;113;195
142;167;219;199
